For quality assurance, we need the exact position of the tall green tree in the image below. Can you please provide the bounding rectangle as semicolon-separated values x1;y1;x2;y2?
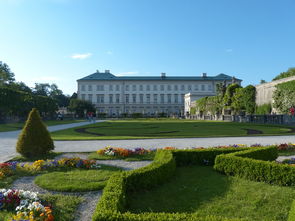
68;99;95;117
273;67;295;81
273;80;295;113
0;61;15;85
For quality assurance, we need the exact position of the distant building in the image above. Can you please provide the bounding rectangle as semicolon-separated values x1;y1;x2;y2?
77;70;241;116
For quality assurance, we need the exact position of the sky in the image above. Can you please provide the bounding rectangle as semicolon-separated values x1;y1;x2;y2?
0;0;295;95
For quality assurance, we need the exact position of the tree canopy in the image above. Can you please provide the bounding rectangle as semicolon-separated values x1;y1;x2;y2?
273;67;295;81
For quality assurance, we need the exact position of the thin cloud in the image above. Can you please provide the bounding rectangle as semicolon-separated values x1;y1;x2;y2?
225;49;233;53
117;71;139;76
106;51;113;55
71;53;92;59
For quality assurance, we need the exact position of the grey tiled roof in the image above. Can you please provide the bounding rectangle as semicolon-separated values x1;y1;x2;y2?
77;72;241;81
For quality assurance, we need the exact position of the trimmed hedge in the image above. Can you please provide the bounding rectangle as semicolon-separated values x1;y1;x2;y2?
93;147;250;221
173;148;249;166
214;146;295;186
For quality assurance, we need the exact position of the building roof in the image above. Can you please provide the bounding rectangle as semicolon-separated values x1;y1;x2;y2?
77;71;242;82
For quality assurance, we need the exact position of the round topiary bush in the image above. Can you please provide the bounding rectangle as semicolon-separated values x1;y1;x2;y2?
16;108;54;158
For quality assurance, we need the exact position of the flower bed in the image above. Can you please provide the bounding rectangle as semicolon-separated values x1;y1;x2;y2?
0;158;101;180
0;189;53;221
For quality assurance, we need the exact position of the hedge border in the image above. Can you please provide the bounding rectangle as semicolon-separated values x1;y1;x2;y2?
92;148;251;221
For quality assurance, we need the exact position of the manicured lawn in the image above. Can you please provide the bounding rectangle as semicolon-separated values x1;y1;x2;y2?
51;119;295;140
34;165;121;192
9;151;62;162
0;119;85;132
127;166;295;221
0;194;82;221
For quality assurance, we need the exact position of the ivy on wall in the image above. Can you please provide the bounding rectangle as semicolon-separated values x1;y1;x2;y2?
273;80;295;114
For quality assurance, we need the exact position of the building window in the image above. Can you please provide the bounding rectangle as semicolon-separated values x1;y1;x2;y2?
109;85;113;91
167;85;171;91
174;94;178;103
167;94;171;103
201;85;205;91
132;85;136;91
125;85;129;91
139;85;143;91
116;85;120;91
132;94;136;103
146;85;150;91
153;94;158;103
160;94;165;103
153;85;157;91
181;85;185;91
194;85;199;91
81;94;85;100
88;94;92;102
139;94;144;104
97;85;104;91
146;94;150;104
109;94;113;103
88;85;92;91
116;94;120;103
160;85;164;91
181;94;185;103
174;85;178;91
208;84;212;91
81;85;85;91
125;94;129;103
188;85;192;90
96;94;104;103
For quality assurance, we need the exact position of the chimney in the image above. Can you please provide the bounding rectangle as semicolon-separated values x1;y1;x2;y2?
96;70;99;73
105;70;110;73
161;72;166;78
202;73;207;78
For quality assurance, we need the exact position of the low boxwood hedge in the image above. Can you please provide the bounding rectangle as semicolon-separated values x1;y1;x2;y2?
214;146;295;186
93;148;250;221
92;146;295;221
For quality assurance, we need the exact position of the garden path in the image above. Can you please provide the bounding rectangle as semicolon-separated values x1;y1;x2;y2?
11;155;152;221
0;120;105;163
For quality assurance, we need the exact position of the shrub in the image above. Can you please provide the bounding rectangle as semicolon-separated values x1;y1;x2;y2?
16;108;54;158
255;103;272;114
214;146;295;186
93;147;250;221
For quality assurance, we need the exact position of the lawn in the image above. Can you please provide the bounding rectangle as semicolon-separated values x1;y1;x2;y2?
0;119;85;132
51;119;295;140
35;165;122;192
127;166;295;221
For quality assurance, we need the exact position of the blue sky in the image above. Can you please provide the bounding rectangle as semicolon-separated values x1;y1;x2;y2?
1;0;295;95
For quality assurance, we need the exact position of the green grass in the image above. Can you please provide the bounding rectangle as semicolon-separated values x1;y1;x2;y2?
51;119;295;140
0;119;85;132
88;152;155;161
0;194;82;221
127;166;295;221
34;165;122;192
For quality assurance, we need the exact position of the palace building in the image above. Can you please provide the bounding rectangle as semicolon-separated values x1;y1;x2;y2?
77;70;241;116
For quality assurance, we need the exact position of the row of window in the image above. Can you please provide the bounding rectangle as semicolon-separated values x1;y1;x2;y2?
81;94;185;104
81;84;212;92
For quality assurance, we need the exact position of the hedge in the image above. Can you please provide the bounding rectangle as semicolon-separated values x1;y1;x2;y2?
289;201;295;221
93;147;250;221
214;146;295;186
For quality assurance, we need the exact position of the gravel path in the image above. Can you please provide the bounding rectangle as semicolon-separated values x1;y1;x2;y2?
11;157;152;221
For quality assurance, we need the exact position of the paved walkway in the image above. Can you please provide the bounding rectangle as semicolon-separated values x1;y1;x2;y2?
1;120;295;163
0;121;104;163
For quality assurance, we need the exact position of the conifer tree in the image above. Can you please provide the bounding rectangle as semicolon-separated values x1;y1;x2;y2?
16;108;54;157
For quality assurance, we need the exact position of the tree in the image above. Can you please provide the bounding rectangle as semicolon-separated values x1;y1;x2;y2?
68;99;95;117
260;80;267;84
273;67;295;81
16;108;54;157
0;61;15;85
273;80;295;113
223;83;242;107
33;83;51;96
242;85;256;114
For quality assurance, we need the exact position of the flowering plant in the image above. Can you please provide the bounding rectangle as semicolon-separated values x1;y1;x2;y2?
0;189;54;221
277;143;295;151
97;146;154;157
0;162;17;179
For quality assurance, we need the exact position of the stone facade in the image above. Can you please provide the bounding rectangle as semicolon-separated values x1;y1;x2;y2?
77;70;241;116
255;76;295;108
